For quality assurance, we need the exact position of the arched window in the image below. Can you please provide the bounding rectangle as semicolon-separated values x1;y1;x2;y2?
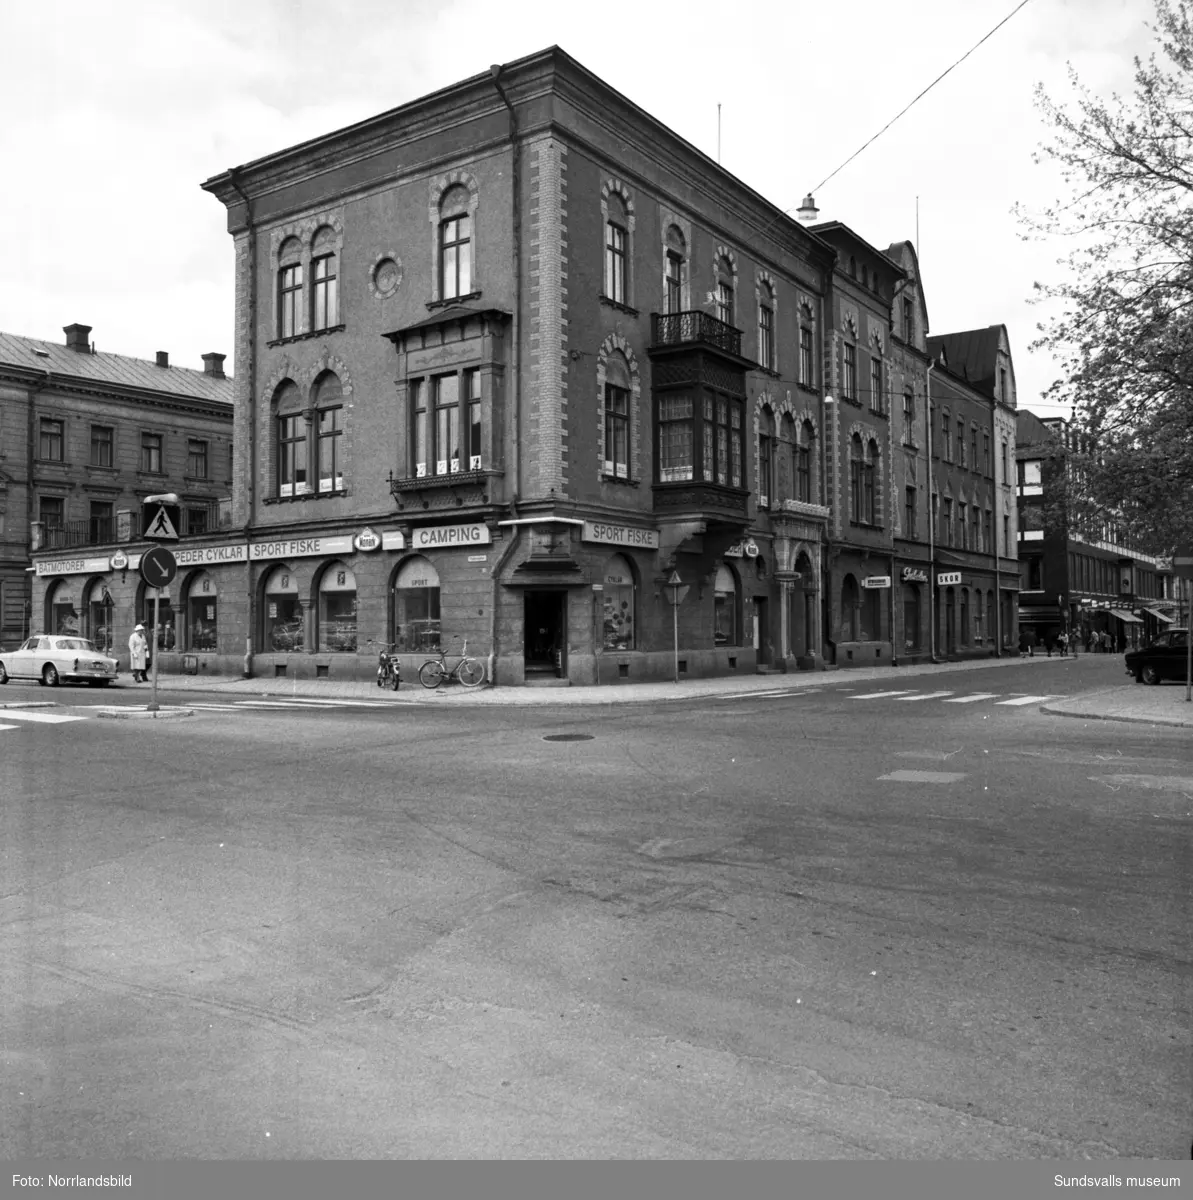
758;407;774;507
392;557;440;652
664;225;686;314
188;571;218;652
312;371;344;493
439;185;472;300
264;566;303;651
601;554;636;650
319;563;357;652
277;236;303;339
758;281;774;370
849;255;857;279
714;563;740;647
604;192;628;304
798;419;814;503
274;380;307;497
840;574;859;641
603;352;631;479
311;226;338;331
716;255;735;326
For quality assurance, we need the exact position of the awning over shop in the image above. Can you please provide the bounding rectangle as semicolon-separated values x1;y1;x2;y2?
1144;606;1174;624
1108;608;1143;624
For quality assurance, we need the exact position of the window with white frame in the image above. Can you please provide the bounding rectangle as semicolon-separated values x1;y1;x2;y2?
311;226;339;331
715;255;735;326
439;186;472;301
842;342;857;401
603;352;631;479
277;237;303;339
758;282;774;371
665;226;685;314
604;193;628;304
799;322;814;386
758;407;774;507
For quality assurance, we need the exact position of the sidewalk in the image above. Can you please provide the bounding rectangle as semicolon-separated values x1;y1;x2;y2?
81;654;1192;726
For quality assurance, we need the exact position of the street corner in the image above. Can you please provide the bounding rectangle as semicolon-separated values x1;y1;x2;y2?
93;706;196;720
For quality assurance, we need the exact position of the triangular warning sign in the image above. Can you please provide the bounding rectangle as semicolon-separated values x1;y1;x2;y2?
145;506;179;540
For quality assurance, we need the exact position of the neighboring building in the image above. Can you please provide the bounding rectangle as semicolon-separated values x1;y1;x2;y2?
1015;410;1174;651
27;47;1023;682
5;324;232;652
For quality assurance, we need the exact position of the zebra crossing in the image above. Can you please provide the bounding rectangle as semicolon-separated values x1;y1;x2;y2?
844;688;1059;707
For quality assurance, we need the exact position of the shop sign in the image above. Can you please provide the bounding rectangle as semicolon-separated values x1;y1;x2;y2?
36;555;113;577
901;567;927;583
411;523;492;549
110;551;129;571
172;543;249;567
937;571;962;586
381;531;407;551
353;527;382;552
725;538;760;559
467;554;488;563
862;575;891;589
250;535;355;561
581;521;660;550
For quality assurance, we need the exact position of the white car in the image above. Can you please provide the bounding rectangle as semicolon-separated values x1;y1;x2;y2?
0;635;120;687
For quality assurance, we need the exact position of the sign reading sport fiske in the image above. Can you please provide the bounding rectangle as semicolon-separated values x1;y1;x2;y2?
250;535;356;560
582;521;661;550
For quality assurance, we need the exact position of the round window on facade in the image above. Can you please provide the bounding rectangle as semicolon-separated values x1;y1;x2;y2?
189;571;218;652
714;563;739;647
602;554;635;651
393;556;441;653
265;566;304;652
319;563;358;652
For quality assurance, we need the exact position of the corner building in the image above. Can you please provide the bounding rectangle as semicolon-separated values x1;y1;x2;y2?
195;47;846;684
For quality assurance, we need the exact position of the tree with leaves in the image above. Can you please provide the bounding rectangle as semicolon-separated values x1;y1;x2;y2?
1022;0;1193;555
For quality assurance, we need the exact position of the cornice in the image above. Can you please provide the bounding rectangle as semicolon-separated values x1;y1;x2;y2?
0;367;233;421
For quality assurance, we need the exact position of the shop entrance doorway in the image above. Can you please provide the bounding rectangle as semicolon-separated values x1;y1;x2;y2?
524;590;566;679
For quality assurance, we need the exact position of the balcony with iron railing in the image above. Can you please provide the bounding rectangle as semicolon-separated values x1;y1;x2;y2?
33;498;234;552
651;310;744;358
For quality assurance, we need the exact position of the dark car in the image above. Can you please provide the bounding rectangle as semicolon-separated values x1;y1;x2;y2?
1125;628;1189;685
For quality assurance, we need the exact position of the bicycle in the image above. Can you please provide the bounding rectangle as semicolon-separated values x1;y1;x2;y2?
417;638;486;689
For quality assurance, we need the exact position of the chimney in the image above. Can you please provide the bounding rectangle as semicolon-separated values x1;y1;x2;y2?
202;352;226;379
155;351;169;368
64;323;92;352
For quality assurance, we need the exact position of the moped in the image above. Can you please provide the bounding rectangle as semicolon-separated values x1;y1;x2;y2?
374;642;400;690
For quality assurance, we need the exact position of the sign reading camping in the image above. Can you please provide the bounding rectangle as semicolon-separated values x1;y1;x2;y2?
411;523;492;549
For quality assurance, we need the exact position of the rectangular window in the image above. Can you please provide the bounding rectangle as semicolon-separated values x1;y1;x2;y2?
983;433;991;476
279;264;303;338
665;253;683;314
758;303;774;371
39;495;64;528
186;506;208;536
412;380;427;477
39;418;64;462
902;298;913;342
971;427;978;472
278;415;307;496
958;503;967;549
658;394;694;482
1001;441;1008;481
958;425;967;467
440;216;471;299
870;358;883;413
604;383;629;479
188;438;208;478
1003;513;1009;551
89;501;113;543
942;414;952;462
465;369;483;470
317;407;343;492
758;431;772;507
140;432;163;473
716;281;734;326
843;344;856;400
984;509;992;554
312;254;339;330
604;222;627;303
90;424;113;467
797;441;811;503
799;325;814;386
905;487;917;539
971;506;980;551
942;498;953;547
902;390;914;442
434;374;460;475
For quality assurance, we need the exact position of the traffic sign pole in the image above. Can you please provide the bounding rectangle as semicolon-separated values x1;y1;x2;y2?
149;588;162;713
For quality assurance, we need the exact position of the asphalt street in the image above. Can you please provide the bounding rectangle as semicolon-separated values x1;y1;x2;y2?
1;656;1189;1158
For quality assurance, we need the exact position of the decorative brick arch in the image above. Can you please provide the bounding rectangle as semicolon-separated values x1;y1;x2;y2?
595;333;642;485
267;210;344;339
844;420;886;525
428;169;481;302
301;351;355;397
842;309;859;340
660;208;691;311
601;179;637;308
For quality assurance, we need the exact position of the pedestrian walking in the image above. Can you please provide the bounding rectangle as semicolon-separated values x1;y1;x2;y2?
128;623;149;683
1057;631;1068;657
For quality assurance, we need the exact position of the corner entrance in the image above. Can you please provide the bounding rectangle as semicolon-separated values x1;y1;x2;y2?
524;590;566;680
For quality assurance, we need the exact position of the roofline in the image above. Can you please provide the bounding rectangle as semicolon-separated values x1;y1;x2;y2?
808;220;907;279
0;362;233;416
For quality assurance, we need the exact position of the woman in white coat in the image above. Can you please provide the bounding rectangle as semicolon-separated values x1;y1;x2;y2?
128;623;149;682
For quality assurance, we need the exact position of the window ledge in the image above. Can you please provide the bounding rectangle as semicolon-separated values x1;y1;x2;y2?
265;489;349;505
184;475;211;484
841;396;862;408
599;296;639;316
796;383;821;397
34;458;69;467
600;474;639;487
426;292;482;311
755;366;782;380
137;470;167;478
267;324;346;348
849;521;884;530
868;409;889;420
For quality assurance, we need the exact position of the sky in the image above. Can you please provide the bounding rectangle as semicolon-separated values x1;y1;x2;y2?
0;0;1159;416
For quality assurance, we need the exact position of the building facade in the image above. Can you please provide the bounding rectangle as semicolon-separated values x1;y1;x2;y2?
1016;410;1174;651
28;48;1022;683
3;325;232;653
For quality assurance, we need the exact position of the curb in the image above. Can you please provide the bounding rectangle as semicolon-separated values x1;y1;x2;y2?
94;707;196;721
0;702;58;710
1039;704;1193;729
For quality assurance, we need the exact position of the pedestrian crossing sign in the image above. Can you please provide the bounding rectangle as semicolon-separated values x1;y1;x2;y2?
143;503;180;541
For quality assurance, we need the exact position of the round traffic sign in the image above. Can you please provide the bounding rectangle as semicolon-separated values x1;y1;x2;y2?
140;545;178;589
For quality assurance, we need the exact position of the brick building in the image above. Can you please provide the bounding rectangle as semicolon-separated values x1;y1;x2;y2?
27;48;1022;683
1016;410;1174;652
3;325;232;653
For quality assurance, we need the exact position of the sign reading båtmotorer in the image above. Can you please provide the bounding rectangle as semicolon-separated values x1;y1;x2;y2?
582;521;660;550
412;523;492;549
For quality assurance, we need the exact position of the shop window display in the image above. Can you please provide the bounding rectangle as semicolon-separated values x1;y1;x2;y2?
265;568;304;651
714;563;739;647
319;563;358;652
188;571;218;652
601;555;635;651
393;556;441;652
